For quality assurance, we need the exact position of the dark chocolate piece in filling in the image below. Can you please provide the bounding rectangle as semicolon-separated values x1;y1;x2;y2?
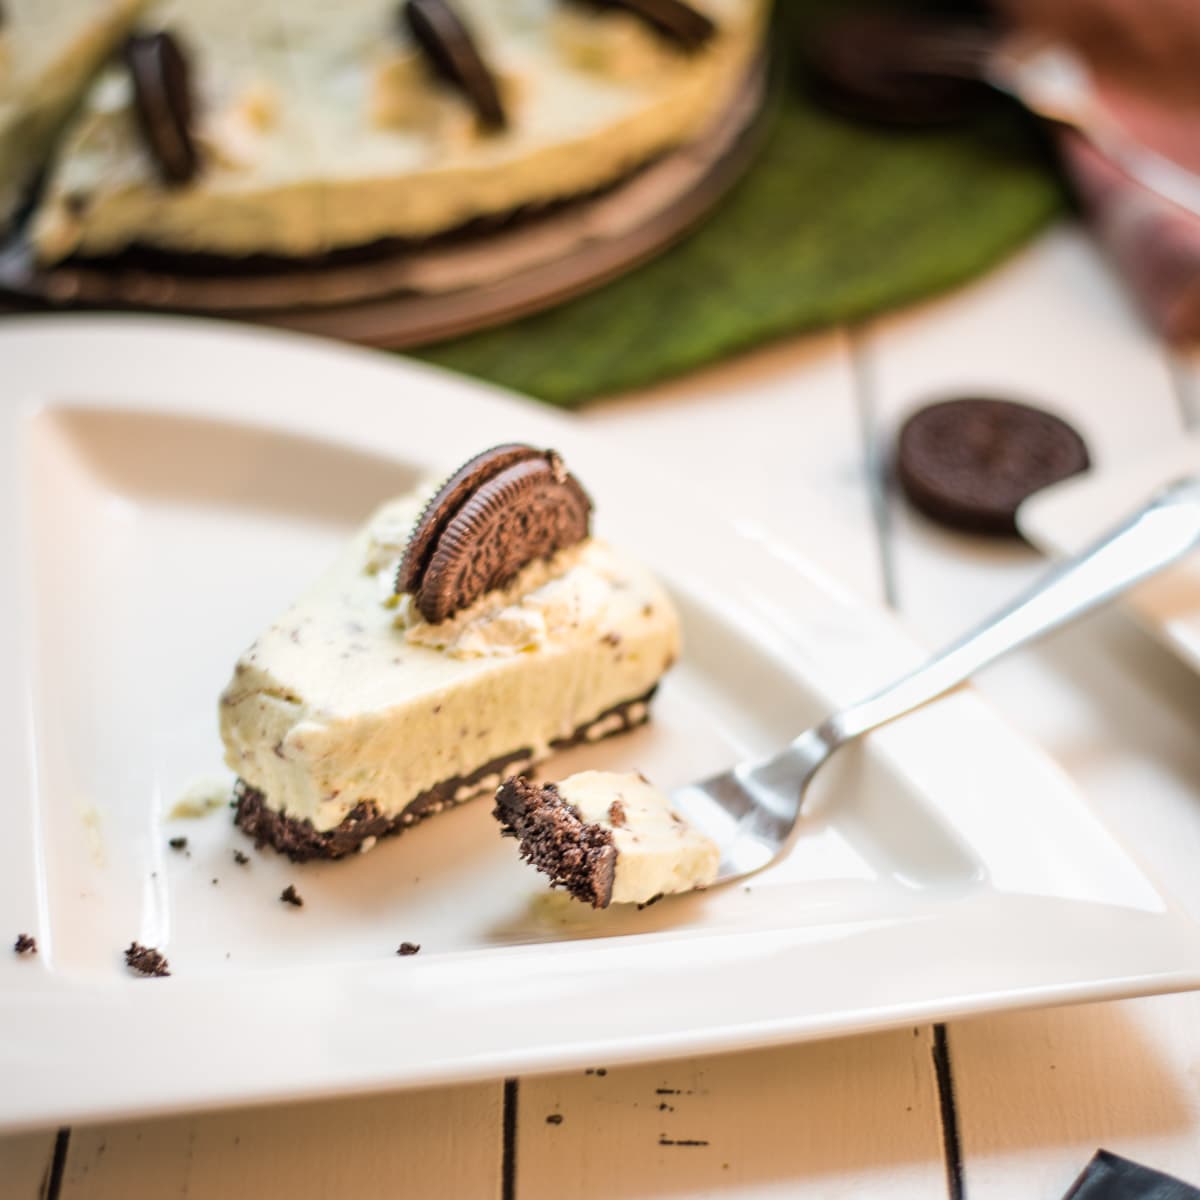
403;0;507;130
123;31;200;185
494;777;617;908
584;0;716;51
233;686;654;862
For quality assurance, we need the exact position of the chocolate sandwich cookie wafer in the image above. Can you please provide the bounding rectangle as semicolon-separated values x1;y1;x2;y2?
398;444;592;623
808;12;992;127
584;0;716;51
123;31;200;185
403;0;507;131
397;443;543;595
896;396;1090;536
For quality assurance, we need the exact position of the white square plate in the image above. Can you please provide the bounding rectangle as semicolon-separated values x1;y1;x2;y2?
1019;433;1200;674
3;316;1199;1133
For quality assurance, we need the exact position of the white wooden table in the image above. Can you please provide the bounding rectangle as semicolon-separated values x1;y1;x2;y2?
5;222;1200;1200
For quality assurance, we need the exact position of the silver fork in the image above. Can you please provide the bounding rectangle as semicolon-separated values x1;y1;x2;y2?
671;477;1200;883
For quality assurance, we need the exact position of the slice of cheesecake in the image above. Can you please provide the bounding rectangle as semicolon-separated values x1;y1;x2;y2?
494;770;720;907
0;0;146;230
220;446;680;861
32;0;767;261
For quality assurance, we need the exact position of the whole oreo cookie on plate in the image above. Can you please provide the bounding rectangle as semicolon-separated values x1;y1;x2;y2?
895;397;1091;536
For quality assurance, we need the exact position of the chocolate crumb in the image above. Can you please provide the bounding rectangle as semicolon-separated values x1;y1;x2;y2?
595;1068;607;1077
13;934;36;955
211;878;219;886
396;941;421;956
659;1138;709;1147
607;800;627;828
233;849;249;865
658;1102;674;1112
637;893;665;911
546;1114;563;1125
280;884;303;907
125;942;170;977
168;836;188;851
656;1088;681;1095
601;632;621;648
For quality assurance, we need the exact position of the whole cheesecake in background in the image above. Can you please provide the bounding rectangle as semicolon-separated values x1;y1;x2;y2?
32;0;769;263
220;445;681;862
0;0;145;232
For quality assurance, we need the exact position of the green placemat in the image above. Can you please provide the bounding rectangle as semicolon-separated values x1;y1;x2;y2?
416;6;1067;408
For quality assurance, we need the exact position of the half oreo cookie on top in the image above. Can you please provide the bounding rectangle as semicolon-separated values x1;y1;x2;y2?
397;443;592;623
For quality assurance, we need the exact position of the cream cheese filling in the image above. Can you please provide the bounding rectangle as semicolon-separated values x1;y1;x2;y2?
219;494;680;832
33;0;767;260
556;770;719;904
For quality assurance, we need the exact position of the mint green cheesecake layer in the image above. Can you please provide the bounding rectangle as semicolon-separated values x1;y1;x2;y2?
415;11;1066;408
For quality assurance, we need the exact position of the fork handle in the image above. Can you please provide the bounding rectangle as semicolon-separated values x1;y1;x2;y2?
823;477;1200;745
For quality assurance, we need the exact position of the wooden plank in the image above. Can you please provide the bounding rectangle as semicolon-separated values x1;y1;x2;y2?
0;1129;58;1198
857;224;1200;1198
948;993;1200;1199
517;1031;946;1200
55;1085;501;1199
521;330;951;1200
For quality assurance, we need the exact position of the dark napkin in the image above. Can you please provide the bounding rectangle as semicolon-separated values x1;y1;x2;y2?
1064;1150;1200;1200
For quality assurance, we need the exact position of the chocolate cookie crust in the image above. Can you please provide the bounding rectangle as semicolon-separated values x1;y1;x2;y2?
233;687;656;861
494;777;617;908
